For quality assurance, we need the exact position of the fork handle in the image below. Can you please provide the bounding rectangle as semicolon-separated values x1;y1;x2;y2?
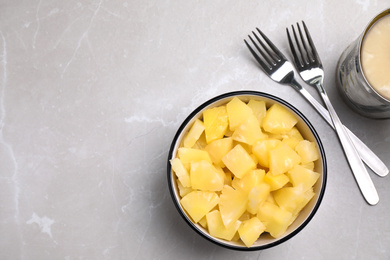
293;84;388;177
319;88;379;205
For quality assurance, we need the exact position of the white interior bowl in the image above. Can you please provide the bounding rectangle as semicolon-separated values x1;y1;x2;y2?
167;91;327;250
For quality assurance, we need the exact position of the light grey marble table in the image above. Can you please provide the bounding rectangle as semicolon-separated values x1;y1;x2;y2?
1;1;389;259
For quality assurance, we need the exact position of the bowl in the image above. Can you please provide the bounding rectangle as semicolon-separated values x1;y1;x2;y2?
167;91;327;250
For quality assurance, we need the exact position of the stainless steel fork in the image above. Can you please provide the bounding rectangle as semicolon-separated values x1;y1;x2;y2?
285;21;379;205
244;28;380;205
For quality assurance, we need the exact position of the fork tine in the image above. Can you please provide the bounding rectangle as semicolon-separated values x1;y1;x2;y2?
295;23;311;64
256;28;286;62
244;37;271;71
251;31;276;66
301;21;322;64
286;26;303;67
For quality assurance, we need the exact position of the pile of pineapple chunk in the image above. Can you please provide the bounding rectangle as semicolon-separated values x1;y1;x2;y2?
170;97;321;248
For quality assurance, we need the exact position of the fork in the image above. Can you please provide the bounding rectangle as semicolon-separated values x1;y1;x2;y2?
244;28;380;205
285;21;379;205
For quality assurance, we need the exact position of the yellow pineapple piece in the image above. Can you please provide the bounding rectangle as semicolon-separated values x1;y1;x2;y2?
198;215;208;229
247;99;266;124
203;105;229;143
192;132;207;150
247;183;271;214
286;165;320;191
265;193;276;204
295;140;319;164
232;114;267;145
282;137;299;149
269;143;301;175
204;137;233;167
257;201;293;238
222;144;256;179
273;186;315;216
190;160;224;191
226;97;254;131
206;210;241;241
177;147;212;164
262;104;298;134
231;231;241;242
263;132;284;140
232;169;266;196
215;165;231;186
252;139;282;168
282;127;304;149
170;158;191;187
301;161;315;170
224;128;234;137
285;126;304;140
263;172;290;191
180;191;220;223
183;119;205;148
219;185;247;228
239;211;253;221
234;141;252;154
238;217;266;247
223;169;233;186
177;181;193;197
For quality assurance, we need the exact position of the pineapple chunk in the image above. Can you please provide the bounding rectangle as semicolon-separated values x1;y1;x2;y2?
281;127;303;149
286;165;320;191
301;161;315;170
232;169;266;195
226;97;254;131
183;119;205;148
198;216;208;229
285;126;304;140
252;139;281;168
219;185;247;228
238;217;266;247
269;143;301;175
295;140;319;164
232;114;267;145
273;186;315;216
257;201;292;238
263;132;284;140
247;99;266;124
177;147;212;164
206;210;241;241
282;137;301;149
204;137;233;167
239;211;253;221
263;172;290;191
170;158;191;187
191;132;208;150
180;191;220;223
177;181;193;197
203;105;229;143
235;141;252;154
262;104;298;134
190;160;224;191
266;193;276;204
222;144;256;179
247;183;271;214
223;169;233;186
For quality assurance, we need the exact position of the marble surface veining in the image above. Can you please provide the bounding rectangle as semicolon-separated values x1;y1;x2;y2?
1;1;390;259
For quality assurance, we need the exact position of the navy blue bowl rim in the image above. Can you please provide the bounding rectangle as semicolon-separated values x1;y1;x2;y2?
167;90;327;251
